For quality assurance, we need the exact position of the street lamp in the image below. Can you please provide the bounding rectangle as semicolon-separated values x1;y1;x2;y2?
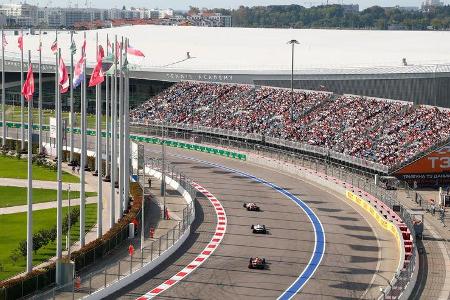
67;184;71;257
287;39;299;122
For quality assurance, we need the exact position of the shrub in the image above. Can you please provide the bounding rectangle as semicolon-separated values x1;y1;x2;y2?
17;240;27;257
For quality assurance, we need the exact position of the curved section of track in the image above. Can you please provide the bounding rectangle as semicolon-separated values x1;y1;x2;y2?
168;153;326;300
137;183;228;299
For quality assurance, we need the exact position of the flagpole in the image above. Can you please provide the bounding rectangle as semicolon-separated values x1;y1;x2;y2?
110;35;117;227
95;34;103;238
54;30;58;151
69;31;74;164
123;38;130;212
38;29;42;154
1;28;5;147
80;32;86;247
56;48;63;260
26;50;33;274
20;28;24;150
105;34;110;183
118;36;124;218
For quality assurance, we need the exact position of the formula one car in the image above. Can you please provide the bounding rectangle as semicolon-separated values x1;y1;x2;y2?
243;202;260;211
251;224;267;234
248;257;266;269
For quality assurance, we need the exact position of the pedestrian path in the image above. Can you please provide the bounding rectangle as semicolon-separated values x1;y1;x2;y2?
396;189;450;300
0;196;97;215
0;177;95;192
50;172;188;299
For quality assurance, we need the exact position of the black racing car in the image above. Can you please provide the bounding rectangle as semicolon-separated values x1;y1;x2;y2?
251;224;267;234
248;257;266;269
243;202;260;211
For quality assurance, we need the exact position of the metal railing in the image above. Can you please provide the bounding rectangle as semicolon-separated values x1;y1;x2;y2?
130;121;390;174
133;125;418;300
29;157;196;300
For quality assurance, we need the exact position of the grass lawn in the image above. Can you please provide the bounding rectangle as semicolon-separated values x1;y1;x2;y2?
4;105;106;129
0;204;97;281
0;186;97;208
0;156;79;183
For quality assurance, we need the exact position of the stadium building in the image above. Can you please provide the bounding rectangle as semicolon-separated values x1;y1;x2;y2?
2;25;450;186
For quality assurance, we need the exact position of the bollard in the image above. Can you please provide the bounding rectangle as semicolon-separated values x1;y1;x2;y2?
118;261;121;280
151;242;153;261
150;227;155;239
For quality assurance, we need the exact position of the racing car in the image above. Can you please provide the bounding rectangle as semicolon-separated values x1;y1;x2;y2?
251;224;267;234
248;257;266;269
243;202;260;211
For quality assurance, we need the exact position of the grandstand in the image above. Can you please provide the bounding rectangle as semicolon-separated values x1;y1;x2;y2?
131;81;450;186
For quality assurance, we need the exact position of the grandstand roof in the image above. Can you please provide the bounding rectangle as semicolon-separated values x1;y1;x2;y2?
8;25;450;72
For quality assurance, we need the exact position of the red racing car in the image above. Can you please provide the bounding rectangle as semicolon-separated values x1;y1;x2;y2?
243;202;260;211
248;257;266;269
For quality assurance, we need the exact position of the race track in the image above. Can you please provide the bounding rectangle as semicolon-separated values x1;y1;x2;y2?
111;143;395;300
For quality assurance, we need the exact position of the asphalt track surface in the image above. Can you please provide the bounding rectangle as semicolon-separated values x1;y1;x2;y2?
109;144;384;300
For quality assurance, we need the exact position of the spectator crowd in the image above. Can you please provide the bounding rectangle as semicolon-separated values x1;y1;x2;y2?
130;81;450;168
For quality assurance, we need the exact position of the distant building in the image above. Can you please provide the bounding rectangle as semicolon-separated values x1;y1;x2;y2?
0;3;38;27
384;6;419;12
187;12;232;27
0;13;6;27
422;0;444;11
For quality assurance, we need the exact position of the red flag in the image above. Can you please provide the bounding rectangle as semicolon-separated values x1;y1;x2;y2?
51;39;57;54
59;56;69;93
21;64;34;102
81;38;86;57
115;41;121;59
97;45;104;62
88;60;104;87
127;45;145;57
18;34;23;51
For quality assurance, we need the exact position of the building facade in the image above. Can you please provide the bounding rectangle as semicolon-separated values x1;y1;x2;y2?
0;3;38;27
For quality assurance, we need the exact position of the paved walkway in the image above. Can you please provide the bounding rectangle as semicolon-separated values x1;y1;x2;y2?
49;172;188;299
0;196;97;215
0;177;96;192
395;189;450;300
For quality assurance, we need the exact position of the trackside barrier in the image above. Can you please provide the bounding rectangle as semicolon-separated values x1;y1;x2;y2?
80;160;196;300
25;147;195;299
345;191;413;299
0;122;246;161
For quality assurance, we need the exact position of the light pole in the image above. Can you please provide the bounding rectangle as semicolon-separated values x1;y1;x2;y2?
67;184;71;257
287;39;299;122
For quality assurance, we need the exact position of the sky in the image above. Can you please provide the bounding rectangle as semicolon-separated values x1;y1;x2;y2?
4;0;448;10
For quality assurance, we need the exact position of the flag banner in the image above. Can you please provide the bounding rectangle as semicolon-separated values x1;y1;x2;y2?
88;60;104;87
115;41;122;59
22;64;34;101
73;56;85;89
51;40;58;54
102;52;114;72
59;56;69;94
97;45;105;63
2;33;8;47
127;45;145;57
122;57;129;71
105;63;116;75
81;38;86;57
70;40;77;55
17;35;23;51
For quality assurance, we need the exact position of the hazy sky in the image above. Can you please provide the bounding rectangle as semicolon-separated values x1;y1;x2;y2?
4;0;448;10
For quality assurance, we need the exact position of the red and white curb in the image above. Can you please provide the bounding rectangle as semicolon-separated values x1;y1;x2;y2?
136;182;227;300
